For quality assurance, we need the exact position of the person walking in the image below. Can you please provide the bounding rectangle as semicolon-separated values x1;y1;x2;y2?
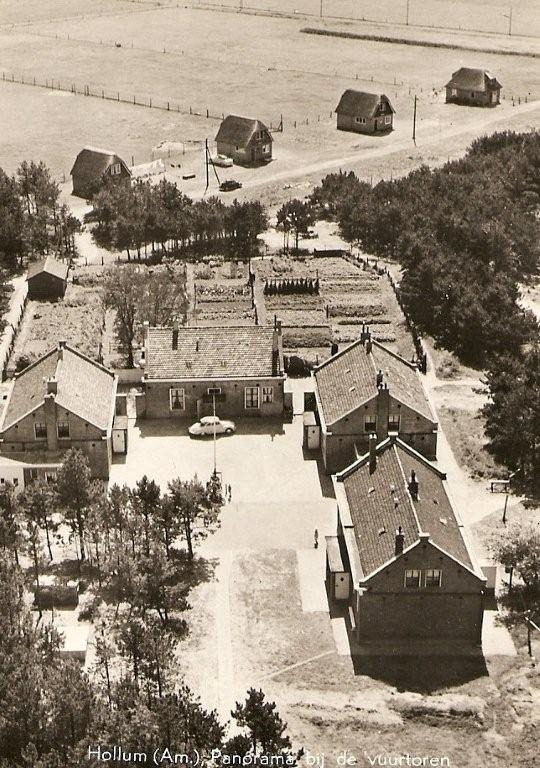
314;529;319;549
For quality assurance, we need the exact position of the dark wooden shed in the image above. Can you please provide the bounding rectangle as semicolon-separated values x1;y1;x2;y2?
26;256;69;301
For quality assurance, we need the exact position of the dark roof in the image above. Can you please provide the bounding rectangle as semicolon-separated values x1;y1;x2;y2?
145;325;283;380
215;115;271;147
314;337;434;425
0;344;117;432
70;146;130;180
335;90;394;117
27;256;69;282
335;438;476;578
445;68;501;91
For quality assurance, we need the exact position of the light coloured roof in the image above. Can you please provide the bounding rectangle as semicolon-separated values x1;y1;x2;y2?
335;438;475;578
145;325;283;380
314;337;434;424
27;256;69;282
0;344;116;432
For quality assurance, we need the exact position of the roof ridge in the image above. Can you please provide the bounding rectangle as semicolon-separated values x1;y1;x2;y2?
313;337;364;372
61;344;116;377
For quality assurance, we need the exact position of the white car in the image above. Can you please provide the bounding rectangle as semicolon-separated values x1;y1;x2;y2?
188;415;236;437
211;154;233;168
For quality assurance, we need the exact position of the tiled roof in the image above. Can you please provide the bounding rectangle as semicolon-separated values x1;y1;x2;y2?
335;90;394;117
70;147;130;181
445;68;501;91
335;438;475;578
314;338;434;424
27;256;69;282
145;326;282;380
215;115;271;147
0;345;116;432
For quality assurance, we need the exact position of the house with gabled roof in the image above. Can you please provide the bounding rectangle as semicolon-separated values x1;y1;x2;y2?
327;435;486;647
335;90;394;134
0;342;119;478
70;146;131;198
215;115;273;165
141;320;286;420
445;68;501;107
312;328;437;473
26;256;69;301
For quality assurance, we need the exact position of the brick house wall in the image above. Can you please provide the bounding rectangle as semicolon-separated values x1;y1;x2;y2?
0;398;112;479
344;538;484;643
144;376;286;420
321;390;437;473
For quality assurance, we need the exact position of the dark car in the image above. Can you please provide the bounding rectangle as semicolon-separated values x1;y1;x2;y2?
219;179;242;192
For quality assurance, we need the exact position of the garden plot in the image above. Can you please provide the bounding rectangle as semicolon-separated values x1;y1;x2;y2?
193;265;255;327
8;268;105;373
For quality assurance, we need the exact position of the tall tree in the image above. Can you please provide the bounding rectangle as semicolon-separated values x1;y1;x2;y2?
55;449;94;561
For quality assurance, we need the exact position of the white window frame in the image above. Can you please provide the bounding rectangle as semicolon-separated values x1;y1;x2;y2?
207;387;222;396
404;569;421;588
425;569;442;587
57;421;70;439
364;415;377;433
262;386;274;404
110;162;122;176
451;88;458;96
169;387;185;411
244;386;260;410
355;116;366;124
384;115;392;125
34;422;47;440
388;414;400;431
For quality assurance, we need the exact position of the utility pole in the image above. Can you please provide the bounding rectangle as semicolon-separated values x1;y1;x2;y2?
504;6;513;35
205;139;209;194
406;0;410;25
412;94;417;144
320;0;323;18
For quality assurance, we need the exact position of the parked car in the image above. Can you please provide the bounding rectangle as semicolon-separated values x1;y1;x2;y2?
188;415;236;437
211;154;233;168
219;179;242;192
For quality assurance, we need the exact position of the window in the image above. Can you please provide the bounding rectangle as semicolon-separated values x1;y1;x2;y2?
451;88;458;96
110;162;122;176
364;415;376;432
262;144;270;153
45;472;57;483
384;115;392;125
425;569;442;587
404;570;421;588
13;478;18;487
169;388;185;411
244;386;260;409
34;422;47;440
262;386;274;404
57;421;70;438
471;92;475;98
207;387;222;395
388;414;400;431
355;116;366;124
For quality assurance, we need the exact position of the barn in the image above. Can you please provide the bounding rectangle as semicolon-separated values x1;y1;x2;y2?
70;146;131;198
26;256;69;301
215;115;273;165
335;90;395;134
445;68;502;107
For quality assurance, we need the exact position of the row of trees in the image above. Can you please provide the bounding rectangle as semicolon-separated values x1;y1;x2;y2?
310;132;539;365
0;450;298;766
87;179;268;260
0;161;80;269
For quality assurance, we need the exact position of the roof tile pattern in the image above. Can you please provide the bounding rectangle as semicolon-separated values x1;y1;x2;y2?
314;339;434;424
70;147;130;181
145;326;280;380
338;440;473;577
1;345;116;431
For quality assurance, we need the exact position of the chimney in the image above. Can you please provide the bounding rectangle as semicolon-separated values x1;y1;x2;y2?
408;470;419;501
368;433;377;474
376;369;383;388
172;318;179;350
46;378;58;395
365;331;373;355
395;525;405;556
272;318;282;376
330;342;339;357
57;340;66;361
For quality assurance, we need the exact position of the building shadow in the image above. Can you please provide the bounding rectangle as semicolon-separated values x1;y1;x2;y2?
350;653;489;692
304;451;335;499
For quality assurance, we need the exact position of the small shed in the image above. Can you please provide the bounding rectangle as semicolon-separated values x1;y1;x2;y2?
215;115;273;165
325;535;351;602
445;68;501;107
112;414;128;455
26;256;69;300
335;90;395;134
70;146;131;198
303;410;320;450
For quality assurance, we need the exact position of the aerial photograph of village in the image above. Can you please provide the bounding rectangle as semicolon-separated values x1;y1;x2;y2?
0;0;538;766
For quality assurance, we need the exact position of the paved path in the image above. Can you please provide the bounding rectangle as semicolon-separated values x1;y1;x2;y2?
213;551;236;724
0;274;27;372
482;611;517;657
